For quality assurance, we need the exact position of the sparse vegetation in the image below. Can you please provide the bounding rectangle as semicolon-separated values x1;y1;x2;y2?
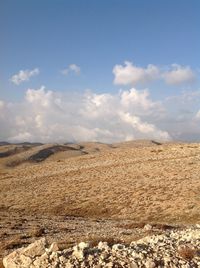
177;245;196;260
1;140;200;263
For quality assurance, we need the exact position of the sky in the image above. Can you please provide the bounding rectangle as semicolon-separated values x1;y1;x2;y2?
0;0;200;143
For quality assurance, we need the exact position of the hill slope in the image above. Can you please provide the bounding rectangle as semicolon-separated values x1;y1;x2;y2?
0;140;200;262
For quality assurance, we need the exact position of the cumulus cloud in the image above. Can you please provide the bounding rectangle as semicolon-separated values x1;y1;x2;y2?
120;88;161;114
10;68;39;85
61;64;81;75
163;64;196;85
118;112;170;140
113;61;159;86
0;86;171;143
113;61;196;86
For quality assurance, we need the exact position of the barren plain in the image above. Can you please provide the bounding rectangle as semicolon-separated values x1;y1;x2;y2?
0;140;200;265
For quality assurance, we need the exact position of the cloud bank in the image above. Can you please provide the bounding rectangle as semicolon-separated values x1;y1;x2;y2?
3;61;200;143
10;68;39;85
0;87;171;143
1;85;200;143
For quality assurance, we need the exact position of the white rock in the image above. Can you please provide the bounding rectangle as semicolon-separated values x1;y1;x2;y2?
130;261;138;268
144;224;152;231
72;248;84;260
3;238;47;268
112;244;124;251
22;238;46;257
49;242;59;253
78;242;89;250
98;241;109;251
33;253;49;267
145;259;156;268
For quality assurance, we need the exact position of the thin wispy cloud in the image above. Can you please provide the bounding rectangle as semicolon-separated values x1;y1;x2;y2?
10;68;39;85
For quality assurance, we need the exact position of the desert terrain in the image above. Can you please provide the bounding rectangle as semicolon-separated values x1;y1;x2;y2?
0;140;200;266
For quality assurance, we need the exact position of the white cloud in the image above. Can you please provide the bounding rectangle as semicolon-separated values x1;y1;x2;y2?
0;86;171;143
120;88;161;113
166;90;200;103
61;64;81;75
195;110;200;120
163;64;195;85
113;61;160;86
113;61;196;86
0;100;4;109
10;68;39;85
160;89;200;141
118;111;170;140
69;64;80;74
61;69;69;75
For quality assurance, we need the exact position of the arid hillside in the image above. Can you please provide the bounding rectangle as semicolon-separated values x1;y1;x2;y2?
0;140;200;263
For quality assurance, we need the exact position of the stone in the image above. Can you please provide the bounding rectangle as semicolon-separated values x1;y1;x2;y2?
33;252;49;267
144;224;152;231
112;244;124;251
23;238;47;257
19;255;33;267
130;261;138;268
98;241;109;251
49;242;59;253
72;248;84;260
3;251;20;268
145;259;156;268
3;238;47;268
78;242;89;250
65;261;74;268
3;227;200;267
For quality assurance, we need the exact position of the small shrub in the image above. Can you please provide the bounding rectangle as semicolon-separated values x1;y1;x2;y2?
29;227;45;237
178;246;196;261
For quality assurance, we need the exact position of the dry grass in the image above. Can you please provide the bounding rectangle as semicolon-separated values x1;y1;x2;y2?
177;246;196;261
28;227;45;238
1;141;200;224
0;141;200;261
3;236;23;250
0;261;4;268
117;222;146;229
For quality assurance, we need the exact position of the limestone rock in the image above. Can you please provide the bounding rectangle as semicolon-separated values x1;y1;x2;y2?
3;238;47;268
144;224;152;231
3;228;200;267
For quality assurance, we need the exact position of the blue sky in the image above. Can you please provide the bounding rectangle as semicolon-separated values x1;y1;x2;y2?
0;0;200;142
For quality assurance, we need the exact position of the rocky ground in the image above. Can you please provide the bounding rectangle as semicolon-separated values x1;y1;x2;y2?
3;226;200;268
0;140;200;267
